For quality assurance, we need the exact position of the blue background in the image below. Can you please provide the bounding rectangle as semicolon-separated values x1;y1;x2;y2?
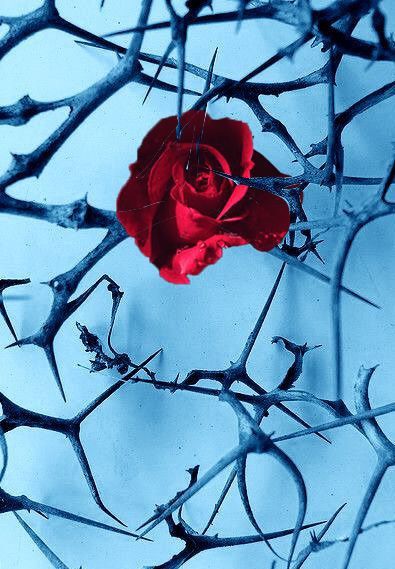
0;1;394;567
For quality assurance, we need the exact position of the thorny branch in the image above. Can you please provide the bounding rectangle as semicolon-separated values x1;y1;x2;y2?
0;0;394;568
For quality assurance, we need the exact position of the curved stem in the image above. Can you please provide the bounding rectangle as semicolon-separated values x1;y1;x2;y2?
331;222;362;399
341;462;386;569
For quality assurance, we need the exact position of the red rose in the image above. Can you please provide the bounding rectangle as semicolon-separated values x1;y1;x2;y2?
116;110;290;284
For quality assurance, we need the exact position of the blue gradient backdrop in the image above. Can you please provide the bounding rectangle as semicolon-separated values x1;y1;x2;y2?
0;1;394;567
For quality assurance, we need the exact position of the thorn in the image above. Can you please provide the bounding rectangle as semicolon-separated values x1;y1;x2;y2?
44;343;67;401
121;348;162;382
142;41;175;106
0;279;30;344
4;339;24;349
170;372;180;393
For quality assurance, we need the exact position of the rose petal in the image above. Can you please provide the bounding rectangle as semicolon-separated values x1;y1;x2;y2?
250;149;285;178
179;111;254;177
217;149;286;221
171;180;231;218
236;188;290;251
217;185;250;221
159;233;246;284
170;142;233;217
116;117;180;257
116;112;292;284
153;199;219;250
135;115;178;171
159;266;190;284
116;176;157;257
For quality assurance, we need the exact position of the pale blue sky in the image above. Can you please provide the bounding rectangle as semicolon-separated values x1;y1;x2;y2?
0;1;394;568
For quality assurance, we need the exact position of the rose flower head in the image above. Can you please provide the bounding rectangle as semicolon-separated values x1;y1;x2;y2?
117;110;290;284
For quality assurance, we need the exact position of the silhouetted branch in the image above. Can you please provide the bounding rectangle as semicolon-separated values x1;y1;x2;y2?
1;1;394;567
